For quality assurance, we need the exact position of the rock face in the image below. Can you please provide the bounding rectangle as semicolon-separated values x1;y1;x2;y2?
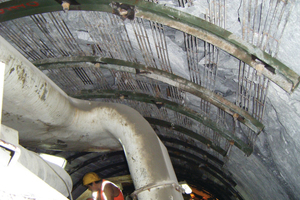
0;0;300;199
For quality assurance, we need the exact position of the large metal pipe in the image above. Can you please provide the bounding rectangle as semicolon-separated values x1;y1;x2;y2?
0;138;72;198
0;36;184;199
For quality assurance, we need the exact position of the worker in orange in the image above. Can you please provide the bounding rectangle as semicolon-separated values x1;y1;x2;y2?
83;172;124;200
190;193;195;200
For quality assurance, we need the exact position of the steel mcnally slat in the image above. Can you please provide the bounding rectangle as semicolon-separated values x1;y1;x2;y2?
71;89;251;155
33;56;264;135
0;0;298;92
131;18;157;69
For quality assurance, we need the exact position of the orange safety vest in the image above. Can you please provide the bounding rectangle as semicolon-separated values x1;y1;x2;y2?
100;179;124;200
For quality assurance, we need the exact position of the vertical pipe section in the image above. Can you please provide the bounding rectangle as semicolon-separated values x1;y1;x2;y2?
0;35;183;200
0;61;5;132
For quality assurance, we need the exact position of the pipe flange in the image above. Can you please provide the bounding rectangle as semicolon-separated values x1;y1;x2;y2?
131;181;184;199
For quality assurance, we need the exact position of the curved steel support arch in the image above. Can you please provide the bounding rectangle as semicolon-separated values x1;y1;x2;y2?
101;160;235;192
68;151;125;175
1;0;299;93
72;89;250;156
169;153;235;189
69;144;229;190
71;152;236;197
72;161;128;190
85;153;241;199
169;154;243;200
66;152;91;163
104;167;130;179
66;135;225;179
33;57;264;135
166;146;236;187
64;136;225;170
67;128;227;183
174;171;236;200
158;135;224;166
145;117;250;156
68;145;242;199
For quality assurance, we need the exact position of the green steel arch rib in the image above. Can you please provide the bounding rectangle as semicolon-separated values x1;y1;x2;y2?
145;117;232;156
72;89;249;156
33;56;264;136
0;0;299;93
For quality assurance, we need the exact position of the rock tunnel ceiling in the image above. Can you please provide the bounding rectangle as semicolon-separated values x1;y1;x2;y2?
1;0;300;200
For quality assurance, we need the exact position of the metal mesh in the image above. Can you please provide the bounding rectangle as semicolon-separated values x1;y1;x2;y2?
240;0;293;57
131;18;157;68
0;20;47;60
184;33;202;86
80;12;130;60
0;5;273;158
237;63;269;121
236;0;290;122
234;0;293;148
182;0;231;158
31;13;84;58
236;62;269;148
206;0;226;28
149;21;172;73
116;71;145;91
177;0;194;8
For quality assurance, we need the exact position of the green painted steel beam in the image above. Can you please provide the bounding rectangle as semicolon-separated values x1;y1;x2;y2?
168;151;236;187
159;135;224;166
72;89;252;156
144;117;229;156
33;56;264;136
1;0;299;93
168;150;236;187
